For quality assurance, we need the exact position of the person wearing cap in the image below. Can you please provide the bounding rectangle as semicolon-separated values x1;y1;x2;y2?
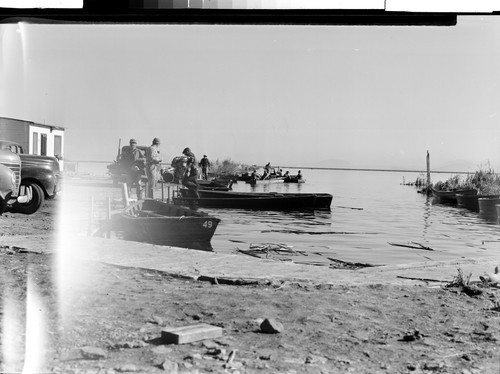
199;154;211;180
181;157;200;198
145;137;162;198
182;147;197;167
122;138;146;200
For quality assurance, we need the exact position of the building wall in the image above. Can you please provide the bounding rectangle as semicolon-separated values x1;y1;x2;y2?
29;126;65;170
0;118;30;150
0;117;65;170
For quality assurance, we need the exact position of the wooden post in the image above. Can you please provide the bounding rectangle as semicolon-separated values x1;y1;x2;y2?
88;195;94;236
105;196;111;239
426;151;431;188
121;182;130;206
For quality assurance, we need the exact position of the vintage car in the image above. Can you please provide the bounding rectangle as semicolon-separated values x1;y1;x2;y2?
0;140;61;214
0;162;16;214
0;150;38;214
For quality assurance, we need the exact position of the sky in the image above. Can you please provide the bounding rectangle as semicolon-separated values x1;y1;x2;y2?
1;16;499;171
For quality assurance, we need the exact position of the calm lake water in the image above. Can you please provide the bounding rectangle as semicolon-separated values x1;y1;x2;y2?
202;169;500;266
69;164;499;266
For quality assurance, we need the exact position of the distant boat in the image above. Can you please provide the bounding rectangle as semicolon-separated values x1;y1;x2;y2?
112;199;220;250
283;174;305;184
430;187;477;204
173;189;333;210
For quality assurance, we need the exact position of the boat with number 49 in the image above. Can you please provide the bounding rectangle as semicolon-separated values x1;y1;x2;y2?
112;199;220;250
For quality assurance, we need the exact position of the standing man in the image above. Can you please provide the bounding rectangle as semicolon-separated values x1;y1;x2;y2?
122;138;146;200
199;154;211;180
145;138;162;198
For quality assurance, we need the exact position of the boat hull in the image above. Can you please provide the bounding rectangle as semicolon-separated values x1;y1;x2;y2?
457;194;500;212
174;189;332;210
431;187;477;204
478;197;500;219
114;199;220;249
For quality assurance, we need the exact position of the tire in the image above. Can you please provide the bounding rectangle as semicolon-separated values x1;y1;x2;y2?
0;197;6;215
12;183;45;214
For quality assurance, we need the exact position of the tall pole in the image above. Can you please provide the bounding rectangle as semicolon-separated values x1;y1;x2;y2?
426;150;431;189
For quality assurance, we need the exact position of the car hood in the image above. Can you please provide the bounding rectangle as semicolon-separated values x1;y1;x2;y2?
19;154;60;172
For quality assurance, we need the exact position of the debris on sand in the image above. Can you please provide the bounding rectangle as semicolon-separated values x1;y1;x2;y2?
400;329;424;342
260;318;284;334
479;266;500;285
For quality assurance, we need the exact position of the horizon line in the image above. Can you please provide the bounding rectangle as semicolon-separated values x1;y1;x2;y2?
65;159;473;175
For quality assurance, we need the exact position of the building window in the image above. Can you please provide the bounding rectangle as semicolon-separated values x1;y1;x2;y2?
54;135;62;159
33;132;39;155
41;134;47;156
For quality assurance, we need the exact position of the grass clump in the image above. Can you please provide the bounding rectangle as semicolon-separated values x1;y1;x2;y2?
465;165;500;195
445;267;483;297
433;163;500;194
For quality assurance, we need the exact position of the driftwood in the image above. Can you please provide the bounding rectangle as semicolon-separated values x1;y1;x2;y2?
336;206;364;210
396;275;446;283
249;243;307;256
237;243;307;259
326;257;376;269
388;241;435;251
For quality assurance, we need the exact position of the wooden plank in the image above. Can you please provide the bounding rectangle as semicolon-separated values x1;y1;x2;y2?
161;323;223;345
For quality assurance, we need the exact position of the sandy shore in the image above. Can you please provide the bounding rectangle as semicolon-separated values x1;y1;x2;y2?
0;176;499;373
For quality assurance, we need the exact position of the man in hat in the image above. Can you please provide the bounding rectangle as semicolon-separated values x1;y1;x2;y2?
181;157;200;198
145;137;162;198
122;138;146;200
182;147;197;167
199;154;211;180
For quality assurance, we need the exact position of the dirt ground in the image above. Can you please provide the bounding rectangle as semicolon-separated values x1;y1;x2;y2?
1;179;499;373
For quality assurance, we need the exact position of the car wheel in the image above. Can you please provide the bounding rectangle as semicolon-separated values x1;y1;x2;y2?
12;183;45;214
0;197;6;215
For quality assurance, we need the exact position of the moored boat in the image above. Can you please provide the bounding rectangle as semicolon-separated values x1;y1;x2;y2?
478;196;500;218
112;199;220;250
197;179;233;191
430;187;477;204
457;193;500;212
283;177;306;184
173;189;333;210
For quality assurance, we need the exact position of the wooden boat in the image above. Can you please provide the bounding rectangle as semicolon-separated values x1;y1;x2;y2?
478;197;500;218
113;199;220;249
245;177;284;185
430;187;477;204
197;179;233;191
173;189;333;210
284;176;305;184
456;193;500;212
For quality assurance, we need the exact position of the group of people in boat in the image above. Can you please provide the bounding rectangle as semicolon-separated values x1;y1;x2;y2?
247;162;303;183
120;137;210;200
